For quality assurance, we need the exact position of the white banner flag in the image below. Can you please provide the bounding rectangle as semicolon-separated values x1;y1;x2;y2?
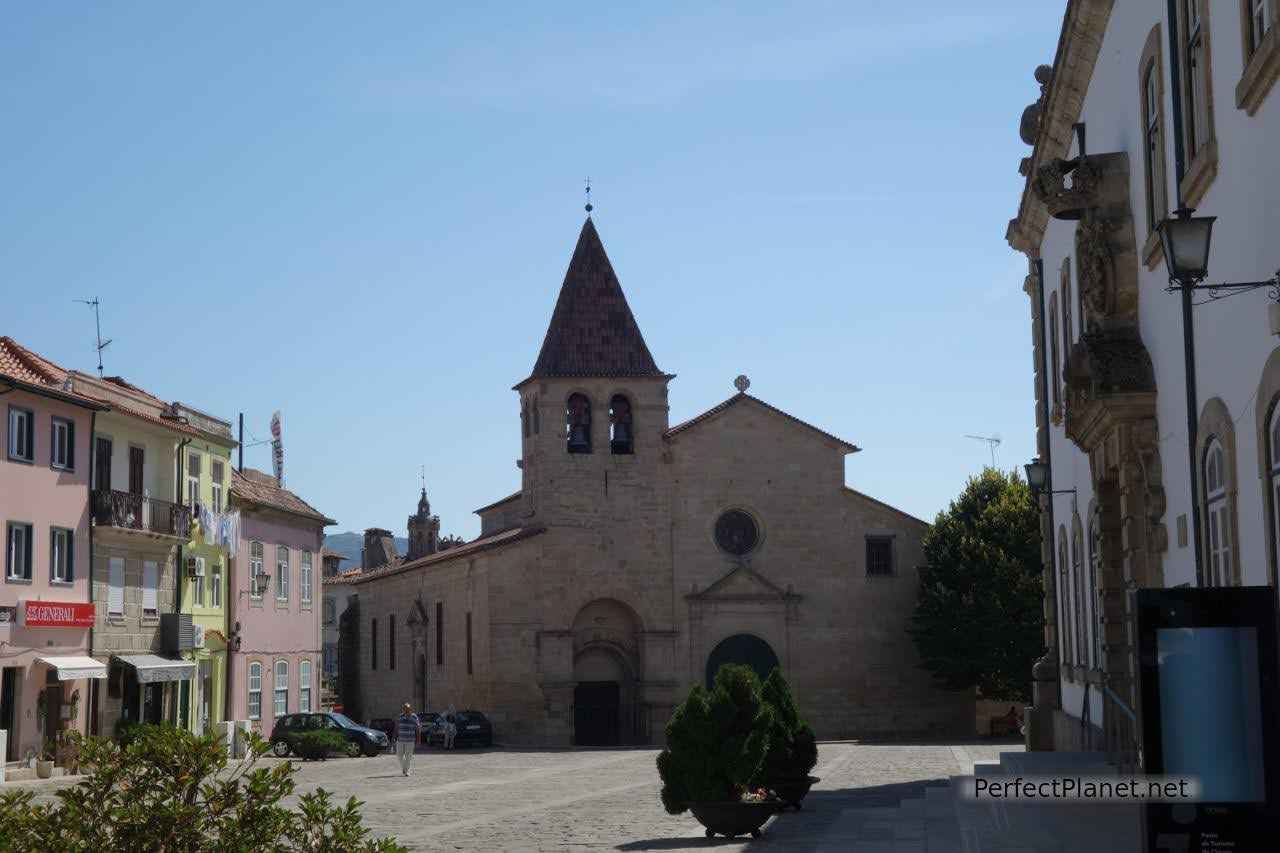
270;410;284;488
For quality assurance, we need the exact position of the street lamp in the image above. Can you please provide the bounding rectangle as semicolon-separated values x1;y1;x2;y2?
1157;208;1215;284
1024;458;1076;497
1157;207;1280;586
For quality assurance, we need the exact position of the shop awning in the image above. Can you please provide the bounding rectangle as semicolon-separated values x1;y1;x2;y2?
36;655;107;680
115;654;195;684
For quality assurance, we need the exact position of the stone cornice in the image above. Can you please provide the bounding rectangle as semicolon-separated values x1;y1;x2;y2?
1007;0;1114;256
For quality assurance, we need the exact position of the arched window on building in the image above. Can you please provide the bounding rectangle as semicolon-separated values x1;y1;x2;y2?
567;394;592;454
1204;438;1231;585
299;661;312;712
521;402;530;438
273;660;289;718
1269;405;1280;580
1048;294;1061;414
1058;529;1072;666
1087;516;1102;670
1072;527;1086;666
247;662;262;720
609;395;633;454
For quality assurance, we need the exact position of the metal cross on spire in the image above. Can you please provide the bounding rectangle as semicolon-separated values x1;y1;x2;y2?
584;176;593;215
419;464;426;492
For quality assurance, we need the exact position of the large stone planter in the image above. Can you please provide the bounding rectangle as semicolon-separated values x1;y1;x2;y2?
35;759;54;779
687;801;775;838
769;775;820;810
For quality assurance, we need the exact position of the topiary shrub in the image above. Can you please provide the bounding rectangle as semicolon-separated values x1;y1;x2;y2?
291;730;349;760
756;667;818;785
656;664;774;814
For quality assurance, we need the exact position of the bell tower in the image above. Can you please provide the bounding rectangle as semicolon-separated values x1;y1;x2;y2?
407;488;440;560
514;217;672;525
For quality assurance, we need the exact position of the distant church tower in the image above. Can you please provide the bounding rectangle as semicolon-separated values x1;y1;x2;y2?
407;488;440;560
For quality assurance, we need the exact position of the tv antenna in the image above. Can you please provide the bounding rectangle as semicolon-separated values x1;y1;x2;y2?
964;434;1001;468
74;297;111;377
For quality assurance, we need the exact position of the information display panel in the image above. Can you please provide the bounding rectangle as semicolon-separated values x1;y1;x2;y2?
1136;586;1278;851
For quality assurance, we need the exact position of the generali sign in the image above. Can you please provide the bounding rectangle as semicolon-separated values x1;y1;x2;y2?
20;600;94;628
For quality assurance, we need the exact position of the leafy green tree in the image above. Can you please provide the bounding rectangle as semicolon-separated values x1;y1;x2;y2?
656;664;773;814
755;668;817;785
0;726;407;852
909;467;1044;702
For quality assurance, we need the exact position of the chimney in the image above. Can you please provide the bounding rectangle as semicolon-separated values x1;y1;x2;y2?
362;528;398;570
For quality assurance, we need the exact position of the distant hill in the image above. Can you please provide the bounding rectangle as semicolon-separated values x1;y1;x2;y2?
323;531;408;569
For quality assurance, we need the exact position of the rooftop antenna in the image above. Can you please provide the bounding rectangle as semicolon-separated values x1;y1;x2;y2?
73;297;111;377
584;176;593;216
964;434;1002;468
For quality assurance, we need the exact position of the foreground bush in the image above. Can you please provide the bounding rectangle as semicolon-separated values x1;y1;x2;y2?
292;729;351;760
656;664;773;815
756;668;818;785
0;726;406;852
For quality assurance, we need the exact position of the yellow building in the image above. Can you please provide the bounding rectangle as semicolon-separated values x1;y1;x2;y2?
174;405;236;736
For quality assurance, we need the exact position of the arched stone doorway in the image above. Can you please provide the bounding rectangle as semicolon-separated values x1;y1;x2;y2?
571;599;643;746
407;600;429;711
705;634;780;688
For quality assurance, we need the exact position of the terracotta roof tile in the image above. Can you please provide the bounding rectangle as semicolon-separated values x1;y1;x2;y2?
351;524;546;584
0;337;109;410
664;393;860;452
230;468;336;525
0;336;69;384
320;549;348;561
523;218;664;382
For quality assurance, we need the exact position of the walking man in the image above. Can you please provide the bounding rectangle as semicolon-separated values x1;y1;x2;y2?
395;703;420;776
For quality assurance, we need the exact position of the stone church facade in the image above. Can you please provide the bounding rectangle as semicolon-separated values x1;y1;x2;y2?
347;218;972;744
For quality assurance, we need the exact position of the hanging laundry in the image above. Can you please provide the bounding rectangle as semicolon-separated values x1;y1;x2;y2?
201;503;218;546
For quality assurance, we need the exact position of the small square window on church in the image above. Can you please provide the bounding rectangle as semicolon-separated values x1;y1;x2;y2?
866;536;894;576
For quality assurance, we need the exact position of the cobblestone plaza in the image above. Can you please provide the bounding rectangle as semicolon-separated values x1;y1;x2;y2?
13;740;1018;851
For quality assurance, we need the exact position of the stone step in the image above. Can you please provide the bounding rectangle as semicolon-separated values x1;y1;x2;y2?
997;750;1112;776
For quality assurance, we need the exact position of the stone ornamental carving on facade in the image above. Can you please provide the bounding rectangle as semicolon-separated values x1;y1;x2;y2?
1075;214;1120;328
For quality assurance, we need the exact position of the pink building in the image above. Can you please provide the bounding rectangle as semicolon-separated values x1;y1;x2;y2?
1;337;109;765
227;469;334;735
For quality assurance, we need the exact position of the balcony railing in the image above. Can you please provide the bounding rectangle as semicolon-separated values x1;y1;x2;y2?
91;489;191;538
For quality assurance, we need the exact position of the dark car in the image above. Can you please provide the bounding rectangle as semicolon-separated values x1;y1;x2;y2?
270;712;389;758
432;701;491;742
416;711;441;743
366;716;396;744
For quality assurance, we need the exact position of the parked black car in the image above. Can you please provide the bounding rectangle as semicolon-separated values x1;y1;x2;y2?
452;710;493;747
416;711;441;743
366;716;396;745
427;701;491;742
271;712;389;758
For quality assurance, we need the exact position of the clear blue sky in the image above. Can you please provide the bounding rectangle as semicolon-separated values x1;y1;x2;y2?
1;2;1064;541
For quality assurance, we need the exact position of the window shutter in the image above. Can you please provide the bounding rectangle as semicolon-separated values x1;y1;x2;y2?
108;557;125;615
142;560;158;613
66;421;75;469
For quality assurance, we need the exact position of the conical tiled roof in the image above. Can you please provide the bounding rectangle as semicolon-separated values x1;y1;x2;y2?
528;218;663;380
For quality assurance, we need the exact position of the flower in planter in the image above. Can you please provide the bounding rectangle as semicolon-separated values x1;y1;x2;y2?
739;787;770;803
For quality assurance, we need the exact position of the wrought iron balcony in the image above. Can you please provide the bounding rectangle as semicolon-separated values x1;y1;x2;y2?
91;489;191;539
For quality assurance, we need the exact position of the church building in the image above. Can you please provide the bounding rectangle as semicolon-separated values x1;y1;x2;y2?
345;218;972;744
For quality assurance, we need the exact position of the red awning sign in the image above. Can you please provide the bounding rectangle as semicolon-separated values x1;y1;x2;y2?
20;601;94;628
